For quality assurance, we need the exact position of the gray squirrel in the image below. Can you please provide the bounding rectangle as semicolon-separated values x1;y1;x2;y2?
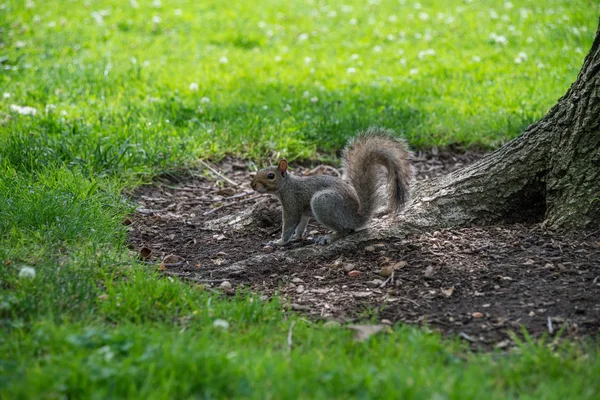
250;127;414;245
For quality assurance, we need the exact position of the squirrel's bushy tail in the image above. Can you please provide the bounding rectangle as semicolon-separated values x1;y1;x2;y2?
342;127;413;222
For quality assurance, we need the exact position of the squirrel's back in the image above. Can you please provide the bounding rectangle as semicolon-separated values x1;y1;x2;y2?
342;127;413;216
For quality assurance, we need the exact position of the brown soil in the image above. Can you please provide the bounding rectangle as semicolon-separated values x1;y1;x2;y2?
126;150;600;349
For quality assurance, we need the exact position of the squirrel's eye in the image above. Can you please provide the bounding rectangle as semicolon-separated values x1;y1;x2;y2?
267;173;275;179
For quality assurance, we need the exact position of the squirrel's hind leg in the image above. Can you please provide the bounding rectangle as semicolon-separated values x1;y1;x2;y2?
310;189;361;240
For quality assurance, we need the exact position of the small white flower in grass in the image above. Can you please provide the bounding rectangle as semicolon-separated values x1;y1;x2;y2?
310;96;318;103
387;34;395;41
537;62;545;69
373;45;382;53
15;40;26;49
174;9;182;16
283;104;291;112
91;12;104;25
152;15;161;24
445;16;455;24
258;21;266;28
350;53;360;61
501;15;510;22
33;15;41;23
45;104;56;113
347;67;357;74
519;8;529;19
517;51;527;60
418;49;435;59
388;15;398;23
3;92;10;98
418;12;429;21
409;68;419;75
130;0;139;9
341;5;353;13
60;110;68;116
219;56;228;64
504;2;513;9
189;82;199;91
10;105;37;116
304;57;312;64
414;2;422;9
349;18;357;25
298;33;309;41
490;10;498;19
302;91;310;98
262;105;268;110
213;319;229;330
399;58;407;65
490;33;508;45
200;97;210;104
274;55;282;62
19;266;36;279
328;10;337;18
472;55;481;62
47;21;56;28
152;0;161;8
26;0;34;8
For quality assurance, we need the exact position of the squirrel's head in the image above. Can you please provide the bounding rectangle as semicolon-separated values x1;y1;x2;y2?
251;159;288;194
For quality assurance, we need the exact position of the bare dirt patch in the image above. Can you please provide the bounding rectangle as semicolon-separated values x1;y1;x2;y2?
126;150;600;349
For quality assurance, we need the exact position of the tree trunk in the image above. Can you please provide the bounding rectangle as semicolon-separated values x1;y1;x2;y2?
400;21;600;232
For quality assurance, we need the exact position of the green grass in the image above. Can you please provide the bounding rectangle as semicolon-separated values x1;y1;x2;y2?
1;0;600;398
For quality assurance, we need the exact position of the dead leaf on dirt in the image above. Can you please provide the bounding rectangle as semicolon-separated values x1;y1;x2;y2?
343;263;356;272
122;217;132;225
441;287;454;297
216;187;236;196
472;312;484;318
291;303;311;311
97;294;109;301
213;234;226;241
4;259;11;266
367;279;384;288
523;259;535;265
364;245;376;252
424;265;435;278
220;281;232;290
380;261;407;276
262;245;276;253
348;270;361;277
352;291;372;299
347;324;389;342
163;254;184;264
139;247;152;260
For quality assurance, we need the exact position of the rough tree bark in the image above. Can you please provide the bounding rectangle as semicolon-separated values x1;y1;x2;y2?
402;21;600;232
219;21;600;272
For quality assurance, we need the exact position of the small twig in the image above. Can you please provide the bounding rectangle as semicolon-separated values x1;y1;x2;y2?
203;195;262;216
380;271;395;288
287;321;297;352
583;228;600;239
200;160;240;187
547;316;554;334
399;296;420;308
459;332;477;342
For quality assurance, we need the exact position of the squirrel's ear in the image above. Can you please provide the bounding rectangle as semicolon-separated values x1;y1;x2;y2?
277;159;288;176
265;157;272;167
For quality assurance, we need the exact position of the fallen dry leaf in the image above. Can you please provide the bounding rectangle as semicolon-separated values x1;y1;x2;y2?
139;247;152;260
348;270;361;277
472;312;484;318
347;324;389;342
424;265;435;278
163;254;184;264
441;287;455;297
